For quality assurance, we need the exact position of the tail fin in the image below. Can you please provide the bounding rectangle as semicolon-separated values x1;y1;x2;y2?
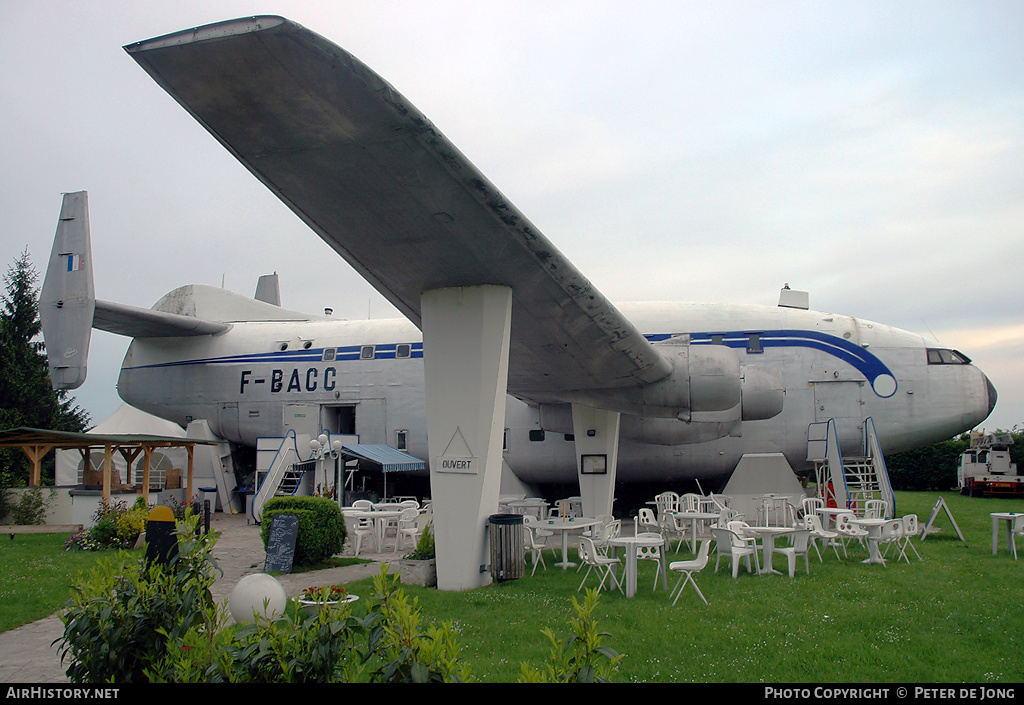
40;191;95;390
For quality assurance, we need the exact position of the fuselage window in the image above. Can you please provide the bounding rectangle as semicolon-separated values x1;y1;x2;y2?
710;334;725;346
927;348;971;365
396;344;411;359
323;348;337;362
360;345;375;360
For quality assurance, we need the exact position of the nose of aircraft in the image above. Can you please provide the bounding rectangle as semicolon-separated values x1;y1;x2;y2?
985;373;998;417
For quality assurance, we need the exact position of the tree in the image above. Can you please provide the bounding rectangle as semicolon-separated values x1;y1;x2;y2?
0;249;90;485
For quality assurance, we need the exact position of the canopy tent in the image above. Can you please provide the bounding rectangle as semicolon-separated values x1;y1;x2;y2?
0;427;216;505
56;404;189;488
340;444;426;472
340;444;426;499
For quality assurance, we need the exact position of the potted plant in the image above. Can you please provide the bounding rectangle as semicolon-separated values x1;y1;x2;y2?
395;524;437;587
297;584;357;614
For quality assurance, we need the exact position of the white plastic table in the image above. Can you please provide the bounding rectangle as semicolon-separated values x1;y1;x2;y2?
850;517;889;565
608;534;667;597
742;526;794;575
672;511;721;553
538;517;599;569
990;512;1022;557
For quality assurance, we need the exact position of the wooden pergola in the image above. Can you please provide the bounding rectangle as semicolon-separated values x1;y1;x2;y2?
0;427;218;505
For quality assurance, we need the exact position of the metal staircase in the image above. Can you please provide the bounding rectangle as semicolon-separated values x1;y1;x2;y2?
251;431;307;524
808;417;895;517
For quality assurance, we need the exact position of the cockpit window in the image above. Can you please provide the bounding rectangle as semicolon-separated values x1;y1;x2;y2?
927;348;971;365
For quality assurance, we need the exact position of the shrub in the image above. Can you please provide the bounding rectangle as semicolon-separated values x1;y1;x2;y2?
57;514;221;682
11;486;54;525
405;524;435;560
260;496;346;566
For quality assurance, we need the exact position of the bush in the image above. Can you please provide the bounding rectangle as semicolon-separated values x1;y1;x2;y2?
66;498;152;551
57;514;221;682
11;486;54;525
260;496;346;567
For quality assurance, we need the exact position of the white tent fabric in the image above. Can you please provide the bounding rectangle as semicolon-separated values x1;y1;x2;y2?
56;404;188;486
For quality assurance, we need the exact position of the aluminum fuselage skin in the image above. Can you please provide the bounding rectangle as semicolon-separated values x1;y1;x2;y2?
116;300;993;485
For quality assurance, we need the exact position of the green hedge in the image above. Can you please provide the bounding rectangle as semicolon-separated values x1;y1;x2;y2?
260;496;346;567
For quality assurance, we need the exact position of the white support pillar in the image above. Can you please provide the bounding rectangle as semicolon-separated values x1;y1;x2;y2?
571;404;621;518
422;286;513;591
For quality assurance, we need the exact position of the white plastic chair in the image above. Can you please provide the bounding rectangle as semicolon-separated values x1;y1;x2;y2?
801;496;824;521
876;519;903;566
636;508;659;535
834;512;868;555
524;520;547;576
523;514;553;549
659;511;686;554
351;515;376;556
711;527;761;578
774;529;813;577
577;537;622;594
894;514;923;562
394;507;421;554
805;513;842;561
352;499;373;510
635;532;665;590
668;539;712;605
865;499;889;520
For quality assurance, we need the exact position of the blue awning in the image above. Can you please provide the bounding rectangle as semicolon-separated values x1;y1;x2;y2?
340;444;426;473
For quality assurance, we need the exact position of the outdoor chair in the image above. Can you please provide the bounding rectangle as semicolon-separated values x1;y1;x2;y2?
894;514;923;562
351;515;376;557
659;510;687;554
834;512;868;556
394;507;422;554
654;491;680;515
865;499;889;520
636;508;659;535
679;493;701;512
711;527;761;578
524;520;548;576
577;537;622;594
523;514;553;549
635;531;665;590
668;539;712;605
876;519;904;566
352;499;373;510
774;528;812;577
801;496;824;521
805;513;842;561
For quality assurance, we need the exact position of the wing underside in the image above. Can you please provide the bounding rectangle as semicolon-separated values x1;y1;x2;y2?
125;16;672;399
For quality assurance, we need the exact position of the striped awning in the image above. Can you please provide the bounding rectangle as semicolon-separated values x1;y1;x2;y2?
340;444;426;473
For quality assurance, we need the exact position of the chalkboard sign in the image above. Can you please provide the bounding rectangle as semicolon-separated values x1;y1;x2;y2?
264;513;300;573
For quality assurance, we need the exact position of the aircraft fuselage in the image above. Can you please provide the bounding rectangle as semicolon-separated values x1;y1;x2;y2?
116;300;994;485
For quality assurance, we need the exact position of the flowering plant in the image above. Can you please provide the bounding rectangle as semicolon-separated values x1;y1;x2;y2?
300;584;348;602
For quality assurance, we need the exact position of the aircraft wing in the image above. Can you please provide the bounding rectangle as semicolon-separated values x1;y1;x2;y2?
125;16;672;399
94;300;230;338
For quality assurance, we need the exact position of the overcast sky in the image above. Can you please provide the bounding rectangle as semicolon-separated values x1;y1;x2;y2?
2;1;1022;433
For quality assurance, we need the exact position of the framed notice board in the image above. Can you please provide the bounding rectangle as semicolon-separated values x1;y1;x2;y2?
264;513;300;573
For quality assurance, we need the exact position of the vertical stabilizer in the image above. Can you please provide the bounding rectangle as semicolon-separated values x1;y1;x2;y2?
40;191;95;389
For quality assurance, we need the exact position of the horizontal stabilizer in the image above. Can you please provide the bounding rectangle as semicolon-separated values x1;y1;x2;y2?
40;191;95;390
93;299;230;337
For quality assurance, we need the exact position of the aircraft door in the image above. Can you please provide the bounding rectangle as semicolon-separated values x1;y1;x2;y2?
283;403;321;439
812;381;864;455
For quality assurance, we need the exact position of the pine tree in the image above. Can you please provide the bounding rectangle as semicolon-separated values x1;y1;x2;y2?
0;249;90;485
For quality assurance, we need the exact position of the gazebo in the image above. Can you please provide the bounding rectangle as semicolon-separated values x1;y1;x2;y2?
0;427;218;505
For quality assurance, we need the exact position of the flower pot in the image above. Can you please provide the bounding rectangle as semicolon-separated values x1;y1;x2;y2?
396;558;437;587
297;594;358;616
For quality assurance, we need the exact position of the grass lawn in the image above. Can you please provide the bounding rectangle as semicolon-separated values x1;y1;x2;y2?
4;490;1023;682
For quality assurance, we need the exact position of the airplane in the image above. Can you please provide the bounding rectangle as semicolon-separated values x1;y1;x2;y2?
40;17;995;511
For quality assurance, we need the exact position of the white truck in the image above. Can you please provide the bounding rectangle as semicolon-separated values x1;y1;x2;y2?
957;432;1022;497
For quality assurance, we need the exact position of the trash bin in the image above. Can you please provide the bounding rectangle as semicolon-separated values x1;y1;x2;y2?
488;513;525;582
